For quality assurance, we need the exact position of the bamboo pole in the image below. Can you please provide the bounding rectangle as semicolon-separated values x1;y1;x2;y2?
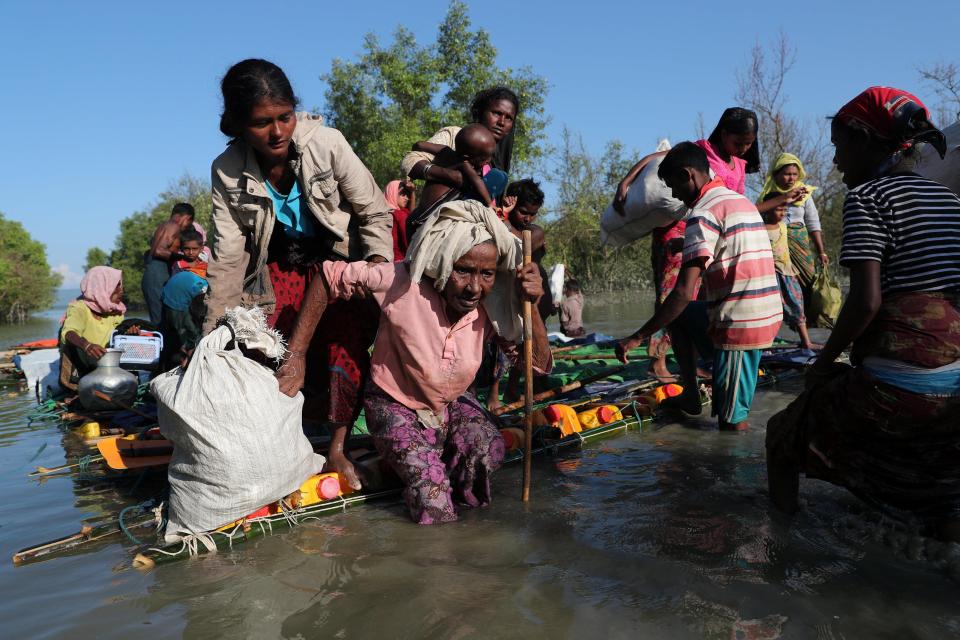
554;352;647;361
521;230;534;503
491;365;629;416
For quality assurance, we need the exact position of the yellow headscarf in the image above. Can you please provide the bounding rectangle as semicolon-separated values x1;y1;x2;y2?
757;152;817;206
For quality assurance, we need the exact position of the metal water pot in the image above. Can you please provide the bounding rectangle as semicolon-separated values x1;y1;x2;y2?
78;348;139;411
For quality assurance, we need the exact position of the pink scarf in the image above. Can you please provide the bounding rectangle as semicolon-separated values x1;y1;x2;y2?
696;139;747;195
384;180;402;210
80;266;126;316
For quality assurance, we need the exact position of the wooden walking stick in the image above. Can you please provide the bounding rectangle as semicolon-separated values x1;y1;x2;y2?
522;230;534;502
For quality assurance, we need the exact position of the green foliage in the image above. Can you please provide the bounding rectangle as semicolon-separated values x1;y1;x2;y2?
99;175;211;309
321;0;550;185
0;212;63;323
84;247;110;271
543;130;654;293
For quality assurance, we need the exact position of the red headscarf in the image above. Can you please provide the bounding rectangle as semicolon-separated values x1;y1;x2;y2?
80;266;126;316
836;86;947;157
383;180;402;210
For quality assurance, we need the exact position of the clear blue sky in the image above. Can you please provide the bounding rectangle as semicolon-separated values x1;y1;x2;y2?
1;0;958;287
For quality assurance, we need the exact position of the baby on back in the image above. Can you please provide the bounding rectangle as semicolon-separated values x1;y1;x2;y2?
408;124;507;234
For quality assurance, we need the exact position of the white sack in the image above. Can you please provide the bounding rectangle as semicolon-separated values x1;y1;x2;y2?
151;307;325;541
17;348;61;400
600;141;687;247
917;121;960;195
548;263;565;304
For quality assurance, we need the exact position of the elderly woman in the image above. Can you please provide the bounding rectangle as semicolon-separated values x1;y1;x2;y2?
277;201;552;524
203;59;393;488
766;87;960;539
59;267;137;390
756;152;828;299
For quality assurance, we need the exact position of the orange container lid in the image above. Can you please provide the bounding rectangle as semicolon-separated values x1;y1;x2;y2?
597;406;615;423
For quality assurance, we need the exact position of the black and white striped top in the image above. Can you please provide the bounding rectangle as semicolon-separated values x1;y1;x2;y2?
840;173;960;294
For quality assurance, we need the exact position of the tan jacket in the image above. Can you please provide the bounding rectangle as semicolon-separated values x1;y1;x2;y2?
204;114;392;332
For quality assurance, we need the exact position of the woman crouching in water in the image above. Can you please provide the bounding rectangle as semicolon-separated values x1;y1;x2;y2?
766;87;960;540
276;201;552;524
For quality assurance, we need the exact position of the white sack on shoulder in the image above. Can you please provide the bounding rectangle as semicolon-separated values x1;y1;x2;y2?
151;306;325;542
600;147;687;248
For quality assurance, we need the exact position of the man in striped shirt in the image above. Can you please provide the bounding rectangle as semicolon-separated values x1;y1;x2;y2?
617;142;782;430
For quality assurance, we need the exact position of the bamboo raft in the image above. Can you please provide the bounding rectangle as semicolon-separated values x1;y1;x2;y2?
12;340;806;569
12;367;669;567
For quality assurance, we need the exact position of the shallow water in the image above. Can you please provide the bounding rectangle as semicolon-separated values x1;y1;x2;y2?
1;293;958;639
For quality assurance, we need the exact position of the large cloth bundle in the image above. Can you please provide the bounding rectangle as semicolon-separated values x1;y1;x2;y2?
918;121;960;195
600;142;687;248
151;307;325;541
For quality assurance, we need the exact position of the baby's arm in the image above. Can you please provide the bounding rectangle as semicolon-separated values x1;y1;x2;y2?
412;140;450;155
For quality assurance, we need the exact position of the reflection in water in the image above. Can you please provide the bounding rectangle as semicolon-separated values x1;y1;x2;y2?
2;293;960;638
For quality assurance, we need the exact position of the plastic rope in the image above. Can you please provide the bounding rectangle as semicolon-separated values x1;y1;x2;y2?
119;503;146;544
77;455;93;474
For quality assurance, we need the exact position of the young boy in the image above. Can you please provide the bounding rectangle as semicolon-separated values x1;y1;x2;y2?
160;229;209;367
761;193;816;350
170;228;208;278
615;142;782;431
559;279;585;337
486;179;554;408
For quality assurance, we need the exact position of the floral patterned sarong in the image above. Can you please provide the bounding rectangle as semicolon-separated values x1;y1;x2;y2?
364;381;505;524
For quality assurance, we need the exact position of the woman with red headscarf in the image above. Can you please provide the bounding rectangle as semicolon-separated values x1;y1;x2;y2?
767;87;960;540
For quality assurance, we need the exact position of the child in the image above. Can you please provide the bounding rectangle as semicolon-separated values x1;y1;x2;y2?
161;257;208;368
384;178;417;260
615;142;782;431
761;193;816;350
559;279;585;337
408;124;507;233
486;179;554;409
170;228;208;278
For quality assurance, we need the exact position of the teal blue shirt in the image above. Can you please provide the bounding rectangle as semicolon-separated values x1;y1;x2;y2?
265;179;317;238
162;272;208;312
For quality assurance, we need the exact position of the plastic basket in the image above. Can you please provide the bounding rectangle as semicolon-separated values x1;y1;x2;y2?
111;331;164;370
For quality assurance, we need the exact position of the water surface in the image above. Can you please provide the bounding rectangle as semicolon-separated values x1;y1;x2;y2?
1;292;957;639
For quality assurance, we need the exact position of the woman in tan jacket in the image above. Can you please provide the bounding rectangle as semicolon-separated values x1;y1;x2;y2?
204;59;393;490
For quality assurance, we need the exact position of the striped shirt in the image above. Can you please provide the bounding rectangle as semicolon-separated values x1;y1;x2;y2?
840;173;960;294
683;179;783;349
